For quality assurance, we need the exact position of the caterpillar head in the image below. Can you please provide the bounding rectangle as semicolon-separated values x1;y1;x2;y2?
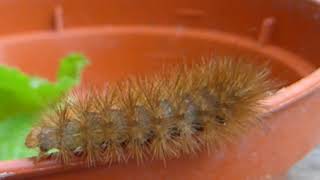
25;127;41;149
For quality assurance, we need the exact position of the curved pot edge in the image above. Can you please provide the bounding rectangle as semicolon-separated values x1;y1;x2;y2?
0;25;319;179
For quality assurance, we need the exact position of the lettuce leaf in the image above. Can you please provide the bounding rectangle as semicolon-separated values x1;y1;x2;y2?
0;53;88;160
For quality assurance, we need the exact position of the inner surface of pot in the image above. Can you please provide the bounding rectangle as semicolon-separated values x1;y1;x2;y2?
0;26;315;88
0;25;316;179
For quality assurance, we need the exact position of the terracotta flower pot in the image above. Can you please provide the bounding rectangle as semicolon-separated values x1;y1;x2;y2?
1;0;320;179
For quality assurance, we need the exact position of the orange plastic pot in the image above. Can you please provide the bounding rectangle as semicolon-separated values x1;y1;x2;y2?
1;0;320;179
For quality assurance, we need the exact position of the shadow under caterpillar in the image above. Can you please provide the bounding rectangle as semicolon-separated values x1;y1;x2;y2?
25;57;277;167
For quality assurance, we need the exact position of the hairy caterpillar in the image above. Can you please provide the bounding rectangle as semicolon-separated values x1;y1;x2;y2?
25;57;276;166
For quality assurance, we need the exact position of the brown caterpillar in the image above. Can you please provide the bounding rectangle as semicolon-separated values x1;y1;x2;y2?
25;57;276;166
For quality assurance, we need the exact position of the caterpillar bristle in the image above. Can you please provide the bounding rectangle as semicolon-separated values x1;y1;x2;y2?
25;57;277;167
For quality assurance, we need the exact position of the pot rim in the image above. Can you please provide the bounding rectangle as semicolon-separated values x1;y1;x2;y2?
0;25;319;176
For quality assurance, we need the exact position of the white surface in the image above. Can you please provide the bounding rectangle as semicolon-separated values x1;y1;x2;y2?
287;144;320;180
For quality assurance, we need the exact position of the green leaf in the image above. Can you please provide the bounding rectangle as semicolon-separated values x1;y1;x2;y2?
0;115;38;161
57;53;89;91
0;53;88;160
